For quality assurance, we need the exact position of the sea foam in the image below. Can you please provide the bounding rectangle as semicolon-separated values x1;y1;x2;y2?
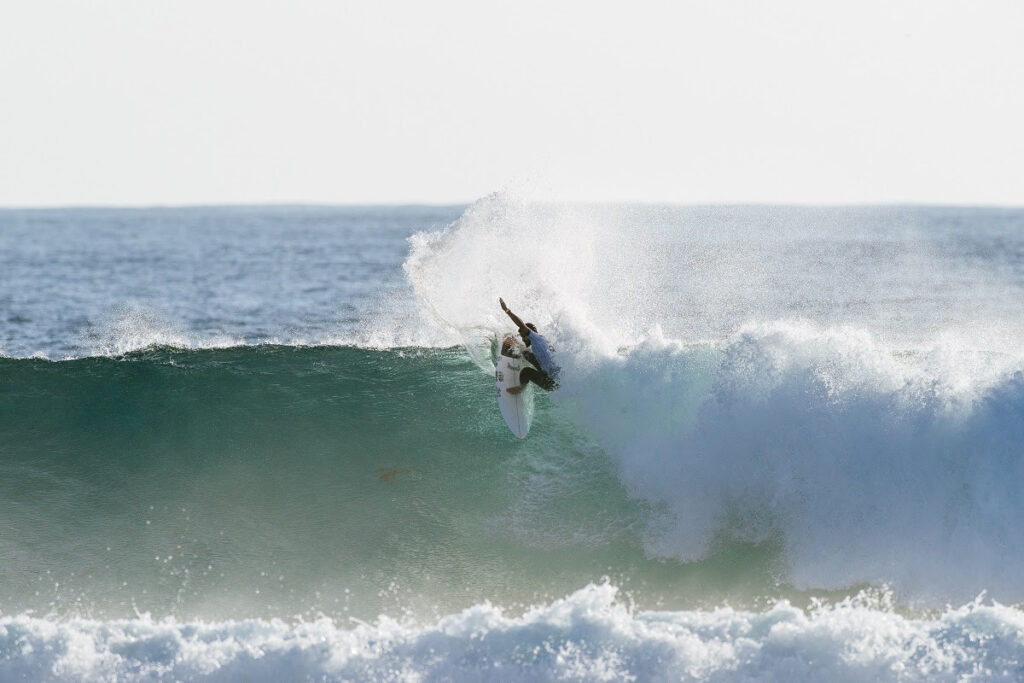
3;584;1023;682
556;321;1024;604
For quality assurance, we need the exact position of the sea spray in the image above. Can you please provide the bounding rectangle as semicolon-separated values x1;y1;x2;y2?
402;196;1024;603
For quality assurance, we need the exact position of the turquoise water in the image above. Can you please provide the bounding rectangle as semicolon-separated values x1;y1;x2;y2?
2;199;1024;680
0;345;788;623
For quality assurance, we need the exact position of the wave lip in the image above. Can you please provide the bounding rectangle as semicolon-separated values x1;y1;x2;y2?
2;584;1023;682
76;305;246;359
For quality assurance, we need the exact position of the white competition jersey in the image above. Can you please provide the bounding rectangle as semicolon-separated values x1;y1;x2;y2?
527;331;559;377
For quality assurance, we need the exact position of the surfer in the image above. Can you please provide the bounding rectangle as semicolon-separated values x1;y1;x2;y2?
499;298;559;393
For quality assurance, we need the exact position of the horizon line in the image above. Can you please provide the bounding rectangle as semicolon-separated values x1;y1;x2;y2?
2;199;1023;212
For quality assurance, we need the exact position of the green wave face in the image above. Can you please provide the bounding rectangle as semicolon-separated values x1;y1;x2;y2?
3;346;729;621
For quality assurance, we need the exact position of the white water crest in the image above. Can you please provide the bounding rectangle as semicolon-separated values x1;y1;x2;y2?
79;305;244;358
557;322;1024;604
3;584;1023;682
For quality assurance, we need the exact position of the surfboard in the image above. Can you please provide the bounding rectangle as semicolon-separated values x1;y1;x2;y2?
495;336;533;438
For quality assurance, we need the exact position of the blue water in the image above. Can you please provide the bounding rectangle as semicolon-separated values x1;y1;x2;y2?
1;205;462;358
2;198;1024;680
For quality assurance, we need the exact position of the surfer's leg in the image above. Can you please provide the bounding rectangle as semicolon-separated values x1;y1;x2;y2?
508;367;554;394
521;350;556;390
507;367;535;395
534;371;557;392
529;368;556;391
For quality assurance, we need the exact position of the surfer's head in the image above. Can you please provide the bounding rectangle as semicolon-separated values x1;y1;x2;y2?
526;323;537;332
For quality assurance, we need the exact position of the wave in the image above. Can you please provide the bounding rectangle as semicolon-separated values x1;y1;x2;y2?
6;197;1024;615
4;335;1024;609
0;345;648;621
555;321;1024;604
3;584;1023;682
400;193;1024;605
2;304;459;362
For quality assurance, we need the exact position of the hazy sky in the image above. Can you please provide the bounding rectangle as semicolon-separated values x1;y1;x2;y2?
2;1;1022;206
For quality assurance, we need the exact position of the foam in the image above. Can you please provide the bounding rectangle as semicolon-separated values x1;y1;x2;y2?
555;321;1024;604
2;584;1022;681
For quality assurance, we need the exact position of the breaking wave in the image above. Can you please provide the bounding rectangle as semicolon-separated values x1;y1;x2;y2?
3;584;1023;682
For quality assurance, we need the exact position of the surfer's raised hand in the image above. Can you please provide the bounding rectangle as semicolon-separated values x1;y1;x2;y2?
500;299;528;334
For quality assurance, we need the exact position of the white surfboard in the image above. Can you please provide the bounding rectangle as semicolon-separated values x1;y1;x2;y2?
495;337;533;438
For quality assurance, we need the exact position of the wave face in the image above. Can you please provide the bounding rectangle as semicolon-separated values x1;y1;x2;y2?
3;338;1024;618
1;345;667;622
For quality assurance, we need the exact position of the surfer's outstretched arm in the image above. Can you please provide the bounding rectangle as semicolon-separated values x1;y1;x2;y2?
499;298;528;335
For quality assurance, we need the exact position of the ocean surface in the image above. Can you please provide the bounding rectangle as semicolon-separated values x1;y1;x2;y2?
2;197;1024;680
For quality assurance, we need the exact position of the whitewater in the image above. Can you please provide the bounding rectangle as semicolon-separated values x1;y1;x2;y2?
2;197;1024;681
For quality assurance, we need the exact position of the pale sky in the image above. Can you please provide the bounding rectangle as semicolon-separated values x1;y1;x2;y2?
1;1;1022;207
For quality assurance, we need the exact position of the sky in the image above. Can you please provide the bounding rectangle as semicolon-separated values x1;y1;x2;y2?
1;1;1022;207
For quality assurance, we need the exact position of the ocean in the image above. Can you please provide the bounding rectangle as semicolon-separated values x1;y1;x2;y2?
2;196;1024;680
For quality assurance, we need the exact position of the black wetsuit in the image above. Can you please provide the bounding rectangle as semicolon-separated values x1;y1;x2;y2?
501;338;556;391
520;349;557;391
